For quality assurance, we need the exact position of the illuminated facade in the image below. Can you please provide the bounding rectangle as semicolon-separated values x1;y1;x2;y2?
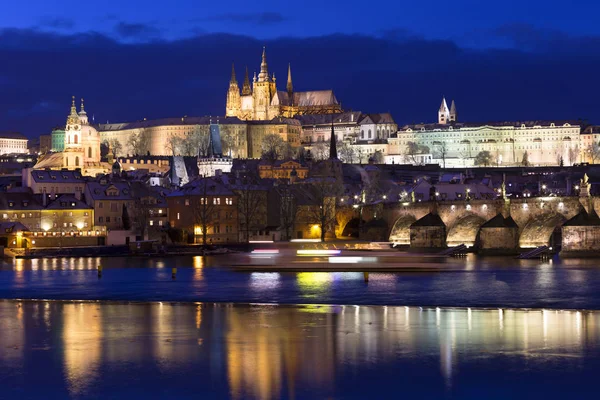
225;48;342;120
0;132;28;155
388;98;583;167
34;98;106;175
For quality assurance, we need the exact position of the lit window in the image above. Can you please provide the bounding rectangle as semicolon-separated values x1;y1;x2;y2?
213;198;221;205
226;197;233;205
185;199;190;206
150;220;154;226
177;212;180;220
158;220;163;226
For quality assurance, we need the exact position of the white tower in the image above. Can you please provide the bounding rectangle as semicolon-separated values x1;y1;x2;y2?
438;97;450;125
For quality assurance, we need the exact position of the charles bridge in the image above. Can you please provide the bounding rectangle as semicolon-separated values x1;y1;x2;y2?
344;193;600;254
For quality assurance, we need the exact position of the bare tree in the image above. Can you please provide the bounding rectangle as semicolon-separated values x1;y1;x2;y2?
104;138;123;157
338;141;356;163
311;142;329;161
305;179;342;242
568;145;579;166
234;182;267;242
587;142;600;164
372;150;385;164
127;129;151;156
276;184;299;241
474;151;493;167
405;141;429;164
261;133;285;162
192;179;218;245
433;141;447;168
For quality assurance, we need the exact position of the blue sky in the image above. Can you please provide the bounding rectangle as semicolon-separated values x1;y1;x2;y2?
3;0;598;47
1;0;600;136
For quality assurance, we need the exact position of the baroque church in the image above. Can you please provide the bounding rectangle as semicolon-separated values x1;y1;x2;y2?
225;47;342;120
35;97;108;175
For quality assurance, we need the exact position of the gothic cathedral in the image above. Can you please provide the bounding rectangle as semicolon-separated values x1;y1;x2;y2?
225;48;342;120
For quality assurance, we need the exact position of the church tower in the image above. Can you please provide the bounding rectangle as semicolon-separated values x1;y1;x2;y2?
64;96;84;169
225;63;241;117
286;63;293;101
449;100;457;122
253;47;275;120
438;97;450;125
241;66;252;96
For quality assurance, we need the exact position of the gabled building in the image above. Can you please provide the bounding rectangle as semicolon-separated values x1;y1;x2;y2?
22;168;86;196
167;176;238;243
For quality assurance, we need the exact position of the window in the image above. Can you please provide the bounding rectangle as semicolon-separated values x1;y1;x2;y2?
225;197;233;205
110;203;117;212
158;221;163;226
106;217;111;223
63;223;67;228
185;199;190;206
177;212;180;220
84;222;88;228
213;198;221;205
214;224;220;234
99;202;103;209
368;130;372;139
84;212;89;216
149;220;154;226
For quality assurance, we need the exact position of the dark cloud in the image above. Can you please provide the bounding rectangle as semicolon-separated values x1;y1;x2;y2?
200;12;288;25
114;22;161;39
0;28;599;137
37;17;75;30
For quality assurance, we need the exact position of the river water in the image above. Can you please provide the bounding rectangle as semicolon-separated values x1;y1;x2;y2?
2;255;600;398
1;255;600;308
1;301;599;399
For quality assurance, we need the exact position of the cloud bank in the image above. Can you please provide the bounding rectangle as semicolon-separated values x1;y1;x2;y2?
0;27;598;137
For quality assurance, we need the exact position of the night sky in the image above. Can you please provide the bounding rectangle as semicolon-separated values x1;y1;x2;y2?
1;0;600;137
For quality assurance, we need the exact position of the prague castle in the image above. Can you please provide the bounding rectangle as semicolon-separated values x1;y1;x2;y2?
225;48;342;120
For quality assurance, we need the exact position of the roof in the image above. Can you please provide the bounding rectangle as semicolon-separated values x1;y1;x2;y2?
295;112;362;126
85;181;136;201
272;90;339;107
562;209;600;227
0;132;27;140
169;176;234;197
480;213;518;228
0;190;41;210
401;120;581;132
247;117;301;126
30;169;84;184
97;116;246;131
0;221;29;233
33;153;64;169
411;212;445;227
359;113;396;125
45;194;92;210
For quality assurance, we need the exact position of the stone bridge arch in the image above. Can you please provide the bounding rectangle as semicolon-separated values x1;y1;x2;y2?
519;212;568;248
446;213;487;247
388;214;418;244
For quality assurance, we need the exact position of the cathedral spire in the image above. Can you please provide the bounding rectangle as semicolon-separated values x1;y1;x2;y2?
79;98;86;114
450;100;457;122
329;121;338;160
286;63;293;94
242;66;252;95
258;46;269;82
230;63;237;84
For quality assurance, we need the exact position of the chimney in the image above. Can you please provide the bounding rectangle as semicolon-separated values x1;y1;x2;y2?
75;189;81;201
42;189;47;207
50;187;56;200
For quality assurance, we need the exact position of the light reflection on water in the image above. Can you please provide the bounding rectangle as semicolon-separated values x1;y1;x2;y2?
0;301;599;399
